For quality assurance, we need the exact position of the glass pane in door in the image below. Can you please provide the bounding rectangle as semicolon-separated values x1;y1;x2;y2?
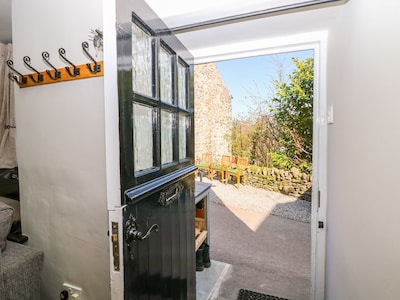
132;22;153;97
179;113;189;160
177;61;187;109
161;110;174;165
159;46;173;104
133;103;155;172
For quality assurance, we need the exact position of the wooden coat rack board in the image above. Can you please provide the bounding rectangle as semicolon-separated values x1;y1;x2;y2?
7;42;104;89
17;61;104;88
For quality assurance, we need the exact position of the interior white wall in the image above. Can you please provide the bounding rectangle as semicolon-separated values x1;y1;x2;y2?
326;0;400;298
12;1;110;299
10;0;400;299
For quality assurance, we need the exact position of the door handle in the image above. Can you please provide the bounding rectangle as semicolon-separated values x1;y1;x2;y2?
125;214;159;261
125;214;159;243
158;182;184;206
127;223;159;241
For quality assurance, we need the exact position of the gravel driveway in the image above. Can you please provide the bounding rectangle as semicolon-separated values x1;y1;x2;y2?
198;177;312;223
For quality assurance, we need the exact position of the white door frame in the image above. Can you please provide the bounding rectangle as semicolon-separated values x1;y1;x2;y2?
191;30;328;300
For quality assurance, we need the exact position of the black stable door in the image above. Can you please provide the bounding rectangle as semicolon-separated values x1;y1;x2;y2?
116;1;196;299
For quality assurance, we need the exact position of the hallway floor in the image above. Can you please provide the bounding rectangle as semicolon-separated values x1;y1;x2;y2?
196;178;311;300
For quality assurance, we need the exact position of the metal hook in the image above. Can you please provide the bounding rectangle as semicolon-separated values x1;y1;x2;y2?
8;73;22;87
42;51;61;80
23;56;44;83
58;48;80;77
82;41;101;74
6;60;27;85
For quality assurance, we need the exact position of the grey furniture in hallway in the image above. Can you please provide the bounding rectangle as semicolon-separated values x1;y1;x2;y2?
0;202;44;300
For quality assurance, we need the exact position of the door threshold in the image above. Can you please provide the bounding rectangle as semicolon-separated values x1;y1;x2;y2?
196;260;231;300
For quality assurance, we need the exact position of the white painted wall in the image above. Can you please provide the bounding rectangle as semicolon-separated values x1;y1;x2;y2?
326;0;400;298
12;1;111;299
11;0;400;299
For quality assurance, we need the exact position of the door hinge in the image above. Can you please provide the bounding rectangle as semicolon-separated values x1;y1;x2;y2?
318;221;324;229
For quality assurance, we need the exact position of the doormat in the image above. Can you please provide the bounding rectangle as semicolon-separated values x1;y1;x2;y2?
237;289;291;300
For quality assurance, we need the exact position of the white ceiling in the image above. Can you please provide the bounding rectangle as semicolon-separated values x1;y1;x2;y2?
147;0;296;18
176;5;343;58
0;0;348;58
148;0;348;62
146;0;331;29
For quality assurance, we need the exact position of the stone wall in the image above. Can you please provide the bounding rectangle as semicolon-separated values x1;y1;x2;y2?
194;63;232;162
246;166;312;201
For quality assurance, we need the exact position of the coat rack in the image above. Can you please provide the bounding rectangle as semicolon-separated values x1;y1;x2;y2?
7;41;103;88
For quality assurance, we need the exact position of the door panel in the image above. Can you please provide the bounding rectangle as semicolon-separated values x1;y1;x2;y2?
123;171;195;300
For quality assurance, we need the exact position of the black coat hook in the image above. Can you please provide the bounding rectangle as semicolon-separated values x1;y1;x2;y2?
58;48;80;77
6;60;28;85
42;51;61;80
23;56;44;83
82;41;101;74
8;73;23;87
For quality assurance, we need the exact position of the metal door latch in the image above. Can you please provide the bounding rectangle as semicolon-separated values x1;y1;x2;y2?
125;214;159;261
126;222;159;241
111;222;120;271
125;214;159;242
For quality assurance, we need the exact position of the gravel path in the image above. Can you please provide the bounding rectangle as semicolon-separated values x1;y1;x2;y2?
198;177;311;223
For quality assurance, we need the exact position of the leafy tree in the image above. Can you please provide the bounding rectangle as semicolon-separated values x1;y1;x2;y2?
228;56;314;169
231;118;252;158
250;114;278;166
271;57;314;165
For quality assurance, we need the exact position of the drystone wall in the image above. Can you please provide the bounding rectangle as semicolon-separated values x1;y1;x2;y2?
246;166;312;201
194;63;232;162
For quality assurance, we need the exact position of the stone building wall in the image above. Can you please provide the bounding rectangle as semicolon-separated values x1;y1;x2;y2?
194;63;232;163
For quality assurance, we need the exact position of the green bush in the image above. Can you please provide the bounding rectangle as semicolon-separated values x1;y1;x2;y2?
299;163;312;174
270;152;293;170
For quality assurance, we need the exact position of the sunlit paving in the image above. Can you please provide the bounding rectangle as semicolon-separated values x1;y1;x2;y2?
196;175;312;300
225;206;271;232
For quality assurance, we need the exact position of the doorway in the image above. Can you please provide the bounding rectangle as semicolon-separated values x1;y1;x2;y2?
194;50;312;299
107;2;328;298
192;35;328;300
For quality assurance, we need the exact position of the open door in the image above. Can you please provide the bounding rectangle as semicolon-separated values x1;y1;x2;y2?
111;1;196;299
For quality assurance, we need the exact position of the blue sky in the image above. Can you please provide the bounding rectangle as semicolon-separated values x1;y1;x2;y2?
216;50;314;118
